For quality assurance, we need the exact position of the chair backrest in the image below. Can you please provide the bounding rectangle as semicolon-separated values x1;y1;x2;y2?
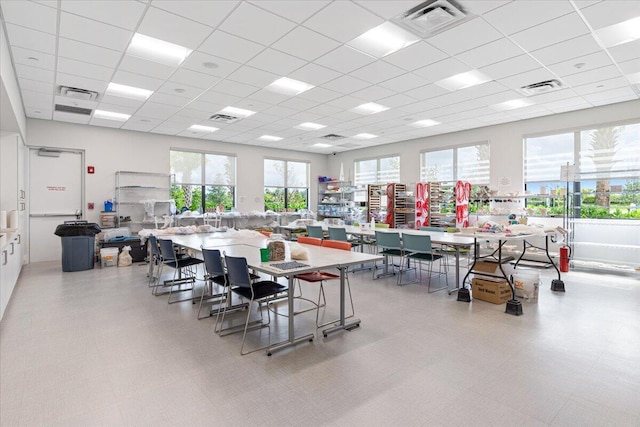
374;223;390;229
148;234;161;258
258;230;272;238
202;248;224;277
223;255;252;289
322;239;351;251
204;213;221;228
402;233;433;254
375;231;402;250
297;236;322;246
420;226;445;232
306;225;324;239
328;227;348;242
158;238;177;262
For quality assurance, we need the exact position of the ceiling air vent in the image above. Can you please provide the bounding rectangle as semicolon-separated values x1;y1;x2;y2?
321;134;346;141
54;104;93;115
209;114;239;123
58;85;98;101
393;0;471;38
519;79;564;96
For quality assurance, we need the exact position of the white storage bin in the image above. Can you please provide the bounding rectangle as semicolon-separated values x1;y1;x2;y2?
101;248;119;267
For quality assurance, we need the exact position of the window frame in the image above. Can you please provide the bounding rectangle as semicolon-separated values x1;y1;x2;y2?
419;141;490;185
263;158;310;211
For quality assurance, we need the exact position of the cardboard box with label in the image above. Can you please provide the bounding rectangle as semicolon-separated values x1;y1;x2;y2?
472;278;512;304
472;260;514;282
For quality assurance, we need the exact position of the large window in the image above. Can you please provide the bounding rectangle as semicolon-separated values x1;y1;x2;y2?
420;142;490;185
264;159;309;211
170;150;236;212
354;155;400;201
524;122;640;219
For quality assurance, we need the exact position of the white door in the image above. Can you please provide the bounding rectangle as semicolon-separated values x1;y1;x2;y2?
29;149;84;262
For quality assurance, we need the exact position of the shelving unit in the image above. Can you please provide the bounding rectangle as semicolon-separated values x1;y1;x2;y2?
385;183;414;228
317;180;355;222
366;184;384;223
429;182;454;228
115;171;174;233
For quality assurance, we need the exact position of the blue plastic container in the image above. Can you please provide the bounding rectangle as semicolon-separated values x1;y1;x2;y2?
104;201;113;212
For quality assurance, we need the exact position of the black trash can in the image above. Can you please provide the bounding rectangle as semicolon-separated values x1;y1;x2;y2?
54;222;101;272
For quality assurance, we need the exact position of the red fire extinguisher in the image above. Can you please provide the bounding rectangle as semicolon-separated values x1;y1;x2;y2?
559;245;571;272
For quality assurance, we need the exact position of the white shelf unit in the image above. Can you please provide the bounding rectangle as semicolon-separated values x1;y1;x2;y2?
115;171;173;233
317;181;355;222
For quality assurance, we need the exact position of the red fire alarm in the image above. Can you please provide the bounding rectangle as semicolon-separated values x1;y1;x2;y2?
87;166;95;174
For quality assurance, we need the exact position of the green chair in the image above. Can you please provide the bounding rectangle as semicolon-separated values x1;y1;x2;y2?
373;230;405;281
400;233;448;292
327;227;361;250
306;225;324;239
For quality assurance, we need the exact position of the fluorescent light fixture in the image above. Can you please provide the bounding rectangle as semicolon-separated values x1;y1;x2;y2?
352;102;389;115
353;133;378;139
491;98;535;111
220;106;256;118
434;70;492;91
106;82;153;101
258;135;283;142
410;119;440;128
265;77;314;96
188;124;219;133
296;122;326;130
93;110;131;122
127;33;192;66
313;143;332;148
594;16;640;48
348;22;420;58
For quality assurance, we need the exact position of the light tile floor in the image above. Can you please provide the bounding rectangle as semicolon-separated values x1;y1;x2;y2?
1;260;639;426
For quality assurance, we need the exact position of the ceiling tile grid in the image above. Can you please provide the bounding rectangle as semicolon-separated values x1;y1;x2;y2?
1;0;638;153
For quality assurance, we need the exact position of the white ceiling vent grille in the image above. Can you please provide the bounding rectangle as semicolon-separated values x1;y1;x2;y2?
209;114;239;123
58;85;99;101
393;0;471;38
54;104;93;115
519;79;564;96
321;134;346;141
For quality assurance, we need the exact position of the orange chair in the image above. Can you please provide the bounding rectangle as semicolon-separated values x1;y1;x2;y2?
297;236;322;246
258;230;272;238
321;239;351;251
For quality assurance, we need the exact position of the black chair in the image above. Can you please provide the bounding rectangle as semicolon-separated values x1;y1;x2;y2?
147;234;162;289
155;238;203;304
219;255;288;355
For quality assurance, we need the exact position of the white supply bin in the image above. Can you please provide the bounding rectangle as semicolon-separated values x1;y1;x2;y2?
513;271;540;303
101;248;119;267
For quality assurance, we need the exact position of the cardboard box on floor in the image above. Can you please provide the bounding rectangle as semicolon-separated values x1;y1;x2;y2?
472;260;513;282
472;278;512;304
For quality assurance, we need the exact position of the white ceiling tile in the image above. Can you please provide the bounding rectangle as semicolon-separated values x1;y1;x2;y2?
5;24;56;54
94;101;137;115
582;87;638;105
149;124;182;135
227;66;279;88
530;34;602;66
461;1;512;15
548;51;614;77
303;1;383;43
111;70;164;91
245;89;291;105
350;85;396;102
580;0;640;30
458;81;509;100
497;68;557;90
1;0;57;34
138;6;214;49
90;117;125;128
196;90;242;107
413;58;471;83
526;88;580;103
174;108;211;120
456;38;526;69
59;12;132;51
474;89;524;106
247;48;307;75
288;63;342;86
158;81;205;99
61;0;145;30
25;107;53;120
315;45;376;74
377;93;419;109
483;0;575;35
349;61;406;84
510;13;590;52
10;46;56;71
383;41;448;71
57;57;115;82
53;111;90;124
249;0;329;23
151;0;239;27
326;95;367;110
18;78;52;95
305;103;344;117
218;2;296;46
21;89;53;109
272;26;341;62
428;17;502;56
573;1;603;9
136;102;181;120
210;79;259;97
198;30;265;63
231;99;273;113
119;55;177;80
187;99;227;114
181;51;241;78
58;38;123;69
263;106;298;118
298;87;342;103
562;65;624;87
99;94;145;109
277;97;318;111
572;77;629;96
547;102;593;114
322;75;371;95
353;1;418;19
121;117;163;132
619;58;640;74
608;39;640;63
169;68;220;90
147;92;190;107
479;55;541;80
55;72;108;93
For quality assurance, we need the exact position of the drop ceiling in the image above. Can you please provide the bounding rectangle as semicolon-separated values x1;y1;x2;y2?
1;0;639;153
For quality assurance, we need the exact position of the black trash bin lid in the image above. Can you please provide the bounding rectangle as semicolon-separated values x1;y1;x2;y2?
54;223;101;237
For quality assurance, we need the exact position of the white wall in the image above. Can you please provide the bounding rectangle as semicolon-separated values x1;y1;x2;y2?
328;100;640;191
26;119;329;224
0;20;26;138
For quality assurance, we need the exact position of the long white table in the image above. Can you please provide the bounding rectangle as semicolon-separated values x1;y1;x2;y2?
162;233;382;355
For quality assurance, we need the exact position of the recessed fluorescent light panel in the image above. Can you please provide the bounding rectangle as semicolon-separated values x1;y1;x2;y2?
491;99;534;111
127;33;192;66
258;135;283;142
434;70;491;91
410;119;440;128
313;143;332;148
106;82;153;101
348;22;420;58
265;77;314;96
352;102;389;115
594;16;640;48
296;122;326;130
189;125;219;133
93;110;131;122
353;133;378;139
220;106;256;118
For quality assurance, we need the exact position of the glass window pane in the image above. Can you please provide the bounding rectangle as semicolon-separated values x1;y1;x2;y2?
287;188;308;210
264;187;285;211
287;161;308;187
379;156;400;182
264;159;285;187
205;154;236;185
525;133;573;182
579;123;640;180
458;144;489;184
170;151;202;185
421;149;453;181
170;184;201;212
355;159;377;184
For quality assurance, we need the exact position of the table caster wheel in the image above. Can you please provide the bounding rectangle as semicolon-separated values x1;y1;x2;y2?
323;333;328;338
267;352;272;356
309;338;313;342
